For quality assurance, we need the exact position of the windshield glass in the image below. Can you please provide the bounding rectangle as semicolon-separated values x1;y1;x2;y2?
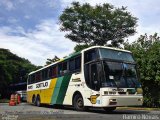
99;48;135;62
102;61;141;88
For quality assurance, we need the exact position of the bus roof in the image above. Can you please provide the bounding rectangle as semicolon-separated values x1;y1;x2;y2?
28;51;81;75
29;46;131;75
81;46;131;53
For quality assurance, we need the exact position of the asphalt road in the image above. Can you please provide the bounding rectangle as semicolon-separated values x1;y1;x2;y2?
0;103;159;120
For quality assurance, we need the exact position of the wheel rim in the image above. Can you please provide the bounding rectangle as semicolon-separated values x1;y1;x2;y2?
77;98;83;108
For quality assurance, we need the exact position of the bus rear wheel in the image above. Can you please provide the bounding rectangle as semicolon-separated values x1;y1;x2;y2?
32;95;36;105
36;95;41;107
103;107;116;112
73;94;85;111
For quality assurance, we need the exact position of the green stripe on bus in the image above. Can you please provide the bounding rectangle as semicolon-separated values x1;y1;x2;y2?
51;76;63;104
50;75;71;105
56;75;71;104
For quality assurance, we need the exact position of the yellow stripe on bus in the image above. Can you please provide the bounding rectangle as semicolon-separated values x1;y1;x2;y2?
41;78;58;104
27;78;58;104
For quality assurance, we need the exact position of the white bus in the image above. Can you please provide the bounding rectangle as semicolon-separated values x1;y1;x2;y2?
27;46;143;112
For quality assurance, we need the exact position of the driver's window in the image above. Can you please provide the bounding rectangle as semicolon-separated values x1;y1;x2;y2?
90;63;100;91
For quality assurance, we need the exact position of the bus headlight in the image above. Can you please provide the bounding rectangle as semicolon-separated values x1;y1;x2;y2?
138;98;143;101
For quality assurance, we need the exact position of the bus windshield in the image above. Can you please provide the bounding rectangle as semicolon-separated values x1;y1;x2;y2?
102;61;141;88
99;48;135;62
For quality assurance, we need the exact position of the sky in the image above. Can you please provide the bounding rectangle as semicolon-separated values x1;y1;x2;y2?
0;0;160;66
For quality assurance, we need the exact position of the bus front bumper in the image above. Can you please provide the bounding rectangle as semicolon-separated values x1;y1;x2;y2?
101;95;143;107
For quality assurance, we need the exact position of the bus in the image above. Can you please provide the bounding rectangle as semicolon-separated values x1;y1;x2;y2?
27;46;143;111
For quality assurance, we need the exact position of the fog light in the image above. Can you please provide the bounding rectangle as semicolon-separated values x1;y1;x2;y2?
138;98;143;101
109;99;117;105
109;99;116;102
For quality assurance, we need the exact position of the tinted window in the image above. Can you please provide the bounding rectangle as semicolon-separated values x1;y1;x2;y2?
63;62;67;70
52;66;57;78
35;72;41;82
42;69;49;79
63;62;68;74
31;74;35;84
49;66;57;78
75;56;81;70
49;67;52;78
84;62;101;91
84;49;97;63
99;48;134;62
69;55;81;72
69;59;75;71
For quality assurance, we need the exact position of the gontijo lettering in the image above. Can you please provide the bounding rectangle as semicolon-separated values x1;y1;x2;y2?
36;82;48;88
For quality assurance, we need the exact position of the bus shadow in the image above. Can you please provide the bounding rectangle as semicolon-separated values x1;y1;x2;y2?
41;104;150;114
87;108;150;114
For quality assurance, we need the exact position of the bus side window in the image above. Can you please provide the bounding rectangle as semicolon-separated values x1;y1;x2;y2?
36;72;41;82
52;66;57;78
84;49;97;63
31;74;35;84
48;67;52;78
58;63;63;76
49;66;57;78
69;58;75;73
69;56;81;73
75;56;81;71
63;61;68;75
42;69;49;80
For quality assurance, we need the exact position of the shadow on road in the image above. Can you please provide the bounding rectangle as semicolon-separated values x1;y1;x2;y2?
39;104;150;114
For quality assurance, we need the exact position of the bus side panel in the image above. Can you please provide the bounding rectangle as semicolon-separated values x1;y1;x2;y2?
56;75;71;104
40;78;58;104
27;78;58;104
27;90;40;103
50;75;71;105
63;74;93;106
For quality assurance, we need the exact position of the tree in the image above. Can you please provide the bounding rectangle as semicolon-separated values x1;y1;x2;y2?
45;56;60;65
60;2;138;47
124;33;160;107
74;44;91;52
0;49;36;98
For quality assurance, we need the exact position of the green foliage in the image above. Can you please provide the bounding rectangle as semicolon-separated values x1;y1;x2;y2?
125;33;160;107
74;44;91;52
0;49;36;98
60;2;137;47
45;56;60;65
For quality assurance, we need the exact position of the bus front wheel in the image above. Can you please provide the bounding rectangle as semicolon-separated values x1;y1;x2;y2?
73;94;85;111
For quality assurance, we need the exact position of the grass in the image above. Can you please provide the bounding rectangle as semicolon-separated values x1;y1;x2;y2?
117;106;160;111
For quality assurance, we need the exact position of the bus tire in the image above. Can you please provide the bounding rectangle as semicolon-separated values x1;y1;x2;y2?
36;95;41;107
32;95;36;105
73;94;85;111
103;107;116;113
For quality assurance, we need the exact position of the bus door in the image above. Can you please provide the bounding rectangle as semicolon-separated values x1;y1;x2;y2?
89;62;102;106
